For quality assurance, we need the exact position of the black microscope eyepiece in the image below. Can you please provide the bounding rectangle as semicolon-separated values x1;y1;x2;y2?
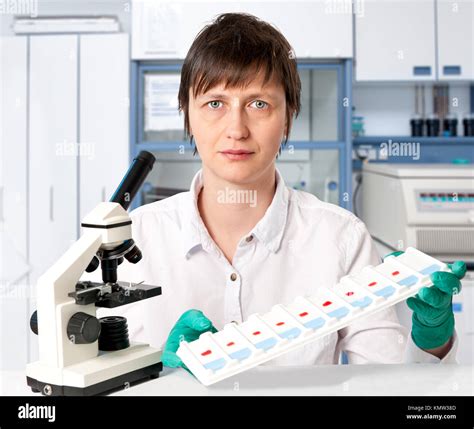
87;151;155;284
110;151;155;211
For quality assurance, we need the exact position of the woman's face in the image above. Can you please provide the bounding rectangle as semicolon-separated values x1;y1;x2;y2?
188;70;288;185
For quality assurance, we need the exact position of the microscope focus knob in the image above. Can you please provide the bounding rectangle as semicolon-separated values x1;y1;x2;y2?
67;312;101;344
30;311;38;335
86;256;100;273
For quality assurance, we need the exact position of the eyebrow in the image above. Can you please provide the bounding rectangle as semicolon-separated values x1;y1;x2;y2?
197;92;279;101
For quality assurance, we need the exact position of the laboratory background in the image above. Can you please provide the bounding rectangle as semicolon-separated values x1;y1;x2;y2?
1;0;473;383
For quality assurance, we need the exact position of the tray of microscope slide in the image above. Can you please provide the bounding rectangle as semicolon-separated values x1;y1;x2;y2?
176;247;448;386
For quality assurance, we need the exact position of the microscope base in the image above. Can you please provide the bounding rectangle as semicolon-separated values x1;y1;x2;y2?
26;342;163;396
26;362;162;396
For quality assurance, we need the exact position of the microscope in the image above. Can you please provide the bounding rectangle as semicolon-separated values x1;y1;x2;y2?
26;151;163;396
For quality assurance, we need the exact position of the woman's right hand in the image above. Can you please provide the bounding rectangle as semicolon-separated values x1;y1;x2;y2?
161;309;218;372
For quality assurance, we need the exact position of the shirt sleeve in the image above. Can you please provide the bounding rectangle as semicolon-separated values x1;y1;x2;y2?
405;330;459;363
336;217;458;364
336;218;408;363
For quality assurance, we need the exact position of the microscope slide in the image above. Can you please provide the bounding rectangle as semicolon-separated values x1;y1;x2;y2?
176;247;448;386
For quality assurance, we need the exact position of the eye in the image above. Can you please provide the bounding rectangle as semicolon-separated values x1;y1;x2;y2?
207;100;222;109
251;100;268;109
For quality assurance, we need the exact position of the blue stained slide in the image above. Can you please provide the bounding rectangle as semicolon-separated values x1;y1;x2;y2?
328;307;350;319
229;348;252;361
255;337;278;351
351;296;373;308
304;317;326;329
278;327;301;340
374;286;396;298
419;264;441;275
397;275;418;287
204;358;226;371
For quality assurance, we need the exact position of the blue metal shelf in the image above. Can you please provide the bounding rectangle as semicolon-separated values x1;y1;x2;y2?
354;136;474;145
352;136;474;168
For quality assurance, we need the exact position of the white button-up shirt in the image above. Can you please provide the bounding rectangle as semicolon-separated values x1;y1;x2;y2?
95;168;457;364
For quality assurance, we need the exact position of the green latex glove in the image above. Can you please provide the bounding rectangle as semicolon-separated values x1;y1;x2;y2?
162;309;218;372
384;251;466;350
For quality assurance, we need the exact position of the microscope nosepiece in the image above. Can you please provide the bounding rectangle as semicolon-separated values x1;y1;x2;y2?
124;245;142;264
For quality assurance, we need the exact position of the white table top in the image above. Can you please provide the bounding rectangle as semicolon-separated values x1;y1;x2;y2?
3;364;473;396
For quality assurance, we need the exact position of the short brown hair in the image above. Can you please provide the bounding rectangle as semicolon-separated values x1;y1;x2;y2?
178;12;301;148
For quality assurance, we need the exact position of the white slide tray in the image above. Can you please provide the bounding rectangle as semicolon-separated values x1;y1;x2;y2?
177;248;448;386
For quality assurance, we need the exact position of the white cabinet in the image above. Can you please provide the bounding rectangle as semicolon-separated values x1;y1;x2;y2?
437;0;474;81
0;33;130;368
28;36;79;363
132;0;353;59
355;0;436;81
0;37;28;285
29;35;79;289
242;1;353;58
79;34;129;218
0;37;29;369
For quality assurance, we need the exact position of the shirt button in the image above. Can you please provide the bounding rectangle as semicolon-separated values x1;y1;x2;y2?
230;273;238;281
245;235;253;243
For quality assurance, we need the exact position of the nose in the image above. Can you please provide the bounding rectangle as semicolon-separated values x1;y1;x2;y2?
226;106;249;141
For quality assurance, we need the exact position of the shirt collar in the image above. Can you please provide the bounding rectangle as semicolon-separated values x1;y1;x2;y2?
181;167;289;258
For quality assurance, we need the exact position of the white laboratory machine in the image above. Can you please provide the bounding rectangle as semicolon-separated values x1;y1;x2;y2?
362;163;474;264
363;163;474;364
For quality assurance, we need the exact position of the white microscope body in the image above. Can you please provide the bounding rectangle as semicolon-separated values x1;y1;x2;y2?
26;151;162;396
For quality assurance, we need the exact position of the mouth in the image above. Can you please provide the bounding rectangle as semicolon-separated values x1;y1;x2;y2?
219;149;255;161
